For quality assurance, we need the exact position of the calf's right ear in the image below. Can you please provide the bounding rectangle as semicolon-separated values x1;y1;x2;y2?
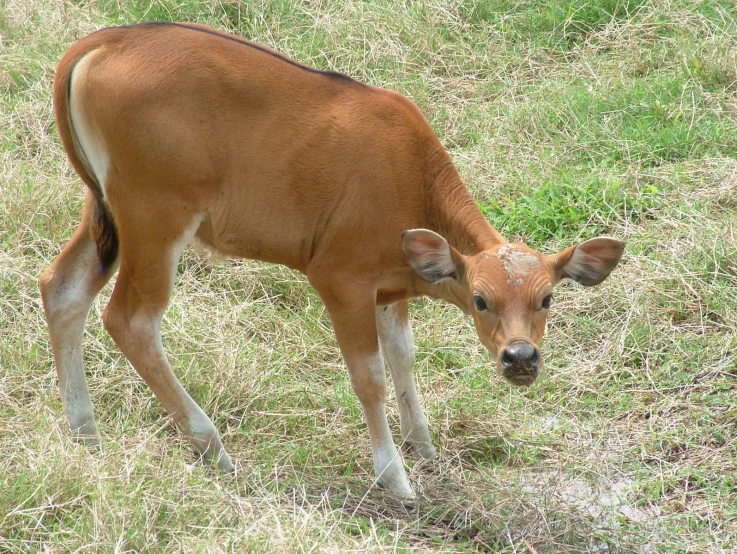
402;229;464;283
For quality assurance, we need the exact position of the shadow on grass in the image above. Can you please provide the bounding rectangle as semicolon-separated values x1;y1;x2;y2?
260;467;641;552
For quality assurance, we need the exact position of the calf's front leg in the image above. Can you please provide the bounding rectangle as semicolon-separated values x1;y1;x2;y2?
313;281;414;498
376;301;436;460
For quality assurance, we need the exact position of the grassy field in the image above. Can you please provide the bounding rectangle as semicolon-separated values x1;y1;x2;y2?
2;0;736;551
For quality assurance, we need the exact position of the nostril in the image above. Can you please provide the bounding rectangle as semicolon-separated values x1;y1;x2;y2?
503;342;538;367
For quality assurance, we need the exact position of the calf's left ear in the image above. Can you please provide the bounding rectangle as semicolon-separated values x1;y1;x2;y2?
551;237;625;286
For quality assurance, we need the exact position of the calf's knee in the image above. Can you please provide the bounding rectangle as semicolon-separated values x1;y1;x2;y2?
349;355;387;406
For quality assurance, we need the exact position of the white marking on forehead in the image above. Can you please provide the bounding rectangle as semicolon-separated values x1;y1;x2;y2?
497;245;540;285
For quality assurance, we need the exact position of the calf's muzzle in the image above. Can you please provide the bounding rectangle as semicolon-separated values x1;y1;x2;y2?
500;341;540;386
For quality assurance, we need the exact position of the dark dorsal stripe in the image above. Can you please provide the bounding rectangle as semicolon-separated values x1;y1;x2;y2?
95;21;361;85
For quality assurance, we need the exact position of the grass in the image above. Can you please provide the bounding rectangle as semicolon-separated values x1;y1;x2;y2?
1;0;737;551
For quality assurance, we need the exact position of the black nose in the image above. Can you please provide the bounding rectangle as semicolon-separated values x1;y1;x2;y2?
501;342;539;369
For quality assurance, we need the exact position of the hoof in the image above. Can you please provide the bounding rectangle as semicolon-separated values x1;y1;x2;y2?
216;451;234;473
376;475;415;500
75;434;103;451
193;445;234;473
189;425;233;473
71;419;102;451
383;489;418;510
412;442;437;461
376;479;417;510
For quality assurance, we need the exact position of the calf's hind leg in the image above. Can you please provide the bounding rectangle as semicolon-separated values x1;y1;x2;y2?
39;193;119;447
101;207;233;471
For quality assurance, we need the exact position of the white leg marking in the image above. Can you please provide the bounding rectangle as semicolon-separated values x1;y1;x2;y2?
70;51;110;195
352;352;414;498
52;270;98;435
377;303;436;460
40;228;114;445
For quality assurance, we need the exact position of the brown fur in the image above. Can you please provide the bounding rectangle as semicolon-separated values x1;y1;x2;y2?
43;23;624;496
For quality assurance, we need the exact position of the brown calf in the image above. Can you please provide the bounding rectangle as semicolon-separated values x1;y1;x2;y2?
40;22;624;498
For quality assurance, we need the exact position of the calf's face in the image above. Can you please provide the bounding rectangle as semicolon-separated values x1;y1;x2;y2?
403;231;625;385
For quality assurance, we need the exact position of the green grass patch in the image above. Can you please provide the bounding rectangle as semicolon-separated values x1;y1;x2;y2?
461;0;647;48
479;173;659;244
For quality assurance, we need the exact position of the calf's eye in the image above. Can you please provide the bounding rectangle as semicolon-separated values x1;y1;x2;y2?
541;294;553;310
474;294;488;311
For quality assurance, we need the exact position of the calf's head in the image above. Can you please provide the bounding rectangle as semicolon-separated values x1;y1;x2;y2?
403;230;624;386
